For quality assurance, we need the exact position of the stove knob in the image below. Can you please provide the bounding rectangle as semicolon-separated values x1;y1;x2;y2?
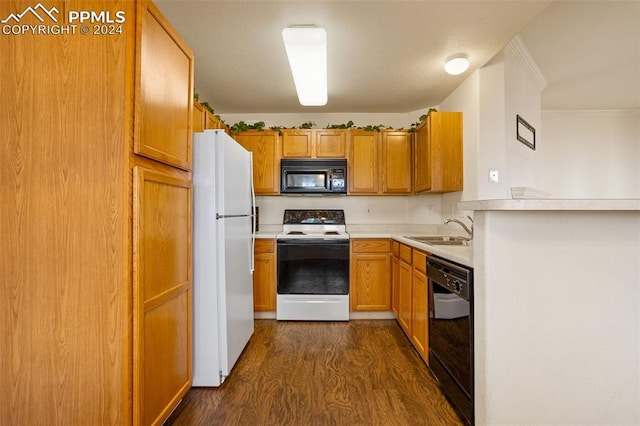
454;280;462;292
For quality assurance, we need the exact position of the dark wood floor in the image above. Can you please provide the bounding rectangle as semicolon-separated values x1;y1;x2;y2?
165;320;464;426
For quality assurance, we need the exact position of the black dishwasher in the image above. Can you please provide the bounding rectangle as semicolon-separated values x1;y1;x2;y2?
427;255;474;424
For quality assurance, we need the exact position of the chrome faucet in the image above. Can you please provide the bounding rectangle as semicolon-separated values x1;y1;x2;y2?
445;216;473;238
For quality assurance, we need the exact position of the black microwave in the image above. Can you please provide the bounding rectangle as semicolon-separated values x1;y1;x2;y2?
281;159;347;194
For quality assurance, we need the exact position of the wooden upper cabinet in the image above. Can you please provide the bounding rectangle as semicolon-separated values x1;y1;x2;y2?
349;130;412;195
381;131;412;194
135;2;194;171
348;130;380;194
316;130;347;157
233;130;281;195
281;129;347;158
414;112;463;193
281;129;314;158
205;110;224;130
193;101;205;133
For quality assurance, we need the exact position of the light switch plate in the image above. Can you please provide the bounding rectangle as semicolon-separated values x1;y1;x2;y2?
489;169;499;183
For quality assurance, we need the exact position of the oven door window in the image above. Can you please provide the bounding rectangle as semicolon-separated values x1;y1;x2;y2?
429;284;472;397
277;240;349;295
285;172;327;190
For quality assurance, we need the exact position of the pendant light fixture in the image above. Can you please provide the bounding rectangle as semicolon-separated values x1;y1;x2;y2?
282;26;327;106
444;54;470;75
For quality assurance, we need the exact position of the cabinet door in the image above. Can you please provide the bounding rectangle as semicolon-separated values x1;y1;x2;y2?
348;131;379;193
414;119;431;192
135;2;194;171
316;130;347;158
381;131;412;194
205;110;222;129
253;240;276;312
133;167;192;426
431;112;463;192
234;131;280;194
398;259;413;335
192;101;205;133
411;269;429;361
391;255;400;317
282;130;313;158
351;253;391;311
414;112;463;194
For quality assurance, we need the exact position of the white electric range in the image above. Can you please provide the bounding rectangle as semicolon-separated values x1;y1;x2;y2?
275;210;350;321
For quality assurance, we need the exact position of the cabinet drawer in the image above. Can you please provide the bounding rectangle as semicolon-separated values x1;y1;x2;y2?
255;239;275;253
399;244;412;263
351;239;391;253
392;241;400;257
412;249;428;274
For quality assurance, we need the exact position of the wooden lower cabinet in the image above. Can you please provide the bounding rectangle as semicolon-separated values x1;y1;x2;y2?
411;268;429;360
391;242;400;316
253;239;276;312
350;239;392;311
133;167;192;425
397;256;413;333
393;242;430;363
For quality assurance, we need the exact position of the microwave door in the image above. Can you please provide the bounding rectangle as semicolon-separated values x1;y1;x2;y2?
284;171;328;192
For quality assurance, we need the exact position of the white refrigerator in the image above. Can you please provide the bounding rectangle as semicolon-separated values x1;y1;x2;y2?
193;129;255;387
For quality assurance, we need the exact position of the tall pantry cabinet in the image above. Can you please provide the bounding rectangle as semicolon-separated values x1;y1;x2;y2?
0;1;193;425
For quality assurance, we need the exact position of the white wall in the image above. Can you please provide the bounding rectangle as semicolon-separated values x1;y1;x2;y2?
504;38;545;193
439;70;480;220
440;38;546;220
536;110;640;198
442;35;640;203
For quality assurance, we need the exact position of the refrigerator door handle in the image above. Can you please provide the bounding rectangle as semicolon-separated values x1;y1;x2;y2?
216;213;249;219
249;152;256;275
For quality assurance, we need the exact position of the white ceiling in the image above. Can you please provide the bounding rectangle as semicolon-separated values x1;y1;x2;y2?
156;0;640;114
519;0;640;110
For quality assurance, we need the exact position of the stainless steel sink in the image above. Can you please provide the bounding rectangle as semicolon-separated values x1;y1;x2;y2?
404;235;471;246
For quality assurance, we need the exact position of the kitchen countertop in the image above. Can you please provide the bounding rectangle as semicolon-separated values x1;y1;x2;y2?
459;198;640;211
348;231;473;267
255;225;473;267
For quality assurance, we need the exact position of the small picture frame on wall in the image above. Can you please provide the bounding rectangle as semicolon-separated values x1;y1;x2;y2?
516;114;536;150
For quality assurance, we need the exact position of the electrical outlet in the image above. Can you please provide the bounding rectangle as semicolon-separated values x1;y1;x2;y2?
489;169;499;183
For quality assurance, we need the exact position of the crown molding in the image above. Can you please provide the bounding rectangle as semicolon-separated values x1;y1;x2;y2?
507;36;548;91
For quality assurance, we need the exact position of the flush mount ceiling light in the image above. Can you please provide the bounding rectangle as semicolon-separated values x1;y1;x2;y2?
444;54;470;75
282;26;327;106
